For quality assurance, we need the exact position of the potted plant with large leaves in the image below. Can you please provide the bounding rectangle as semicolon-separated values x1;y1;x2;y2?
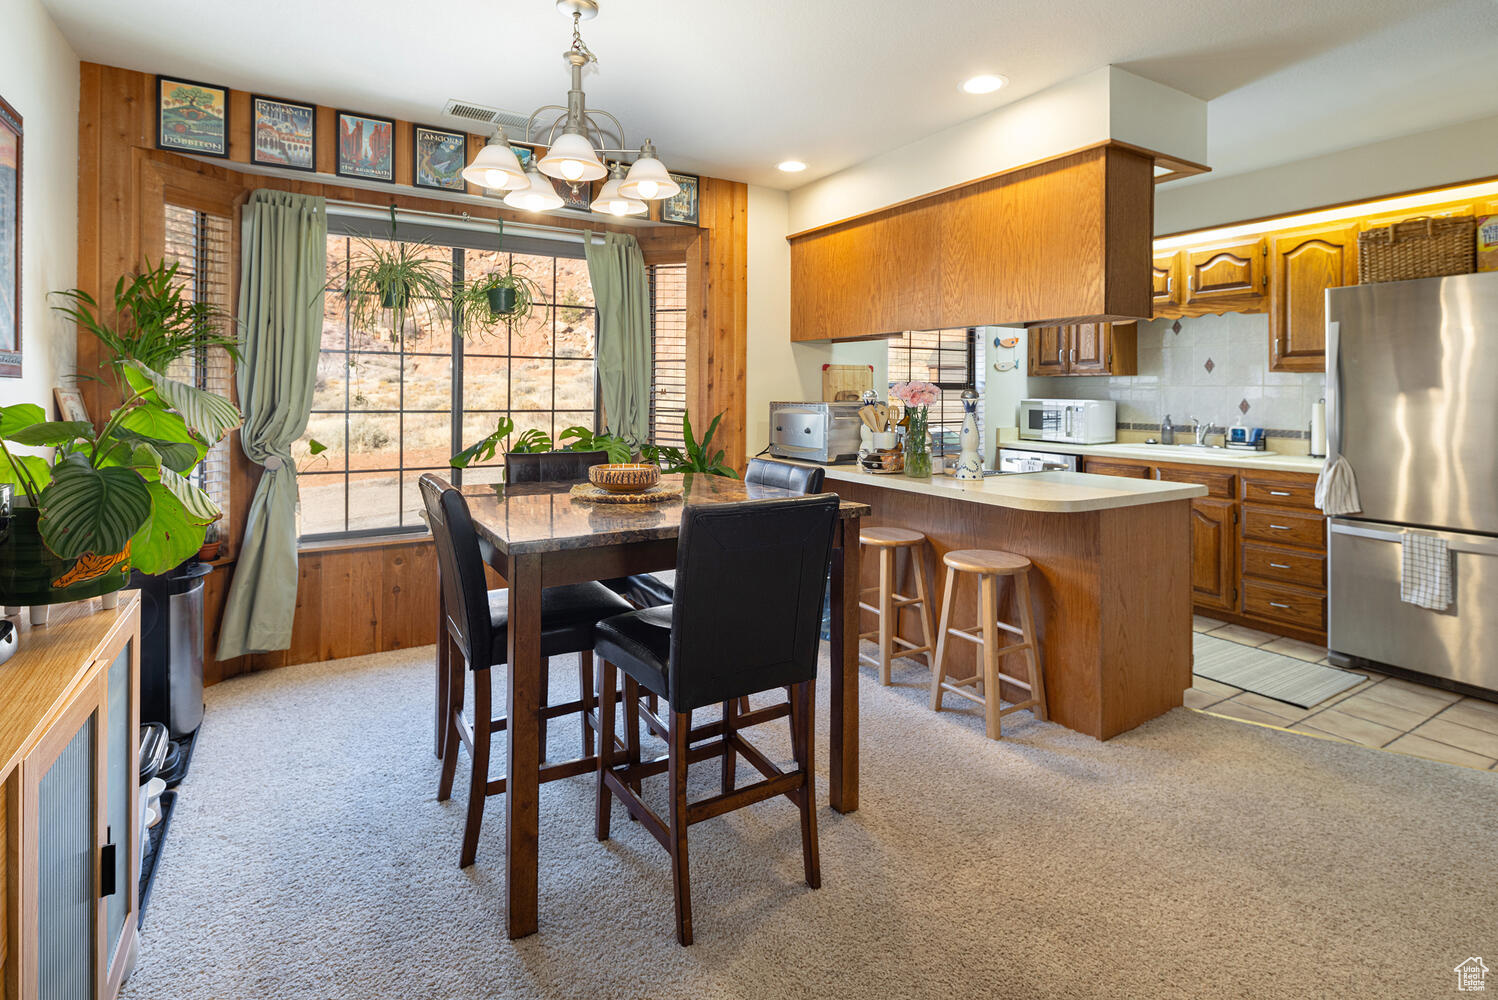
450;418;632;481
343;207;452;343
640;411;737;478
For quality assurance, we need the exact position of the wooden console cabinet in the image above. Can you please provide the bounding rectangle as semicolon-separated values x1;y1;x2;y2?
1;595;141;1000
1081;459;1326;643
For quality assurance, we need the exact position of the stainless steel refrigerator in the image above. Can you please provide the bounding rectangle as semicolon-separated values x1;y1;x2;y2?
1326;271;1498;691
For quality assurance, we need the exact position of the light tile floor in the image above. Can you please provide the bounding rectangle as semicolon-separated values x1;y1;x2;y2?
1188;615;1498;771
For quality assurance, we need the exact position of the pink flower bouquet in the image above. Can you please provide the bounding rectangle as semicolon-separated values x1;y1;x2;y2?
890;380;940;408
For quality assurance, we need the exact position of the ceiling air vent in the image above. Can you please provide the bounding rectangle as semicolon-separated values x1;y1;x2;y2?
442;99;535;137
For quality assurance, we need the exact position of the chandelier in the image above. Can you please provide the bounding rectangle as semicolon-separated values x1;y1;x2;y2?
461;0;678;217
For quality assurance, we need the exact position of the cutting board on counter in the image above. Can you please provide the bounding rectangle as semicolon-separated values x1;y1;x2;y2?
822;364;875;402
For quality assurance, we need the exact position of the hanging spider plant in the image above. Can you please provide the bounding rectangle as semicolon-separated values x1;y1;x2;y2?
454;216;545;338
342;206;452;343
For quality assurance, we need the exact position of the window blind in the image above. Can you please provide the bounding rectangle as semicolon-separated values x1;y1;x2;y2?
649;263;688;446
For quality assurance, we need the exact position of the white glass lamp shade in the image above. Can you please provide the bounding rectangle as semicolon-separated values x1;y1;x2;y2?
589;172;647;217
461;139;528;192
503;165;565;213
537;131;607;183
618;154;679;201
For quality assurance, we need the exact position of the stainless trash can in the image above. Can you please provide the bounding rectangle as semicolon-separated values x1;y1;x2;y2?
132;561;212;737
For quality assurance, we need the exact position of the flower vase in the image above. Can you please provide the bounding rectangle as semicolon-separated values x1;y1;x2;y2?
903;406;932;479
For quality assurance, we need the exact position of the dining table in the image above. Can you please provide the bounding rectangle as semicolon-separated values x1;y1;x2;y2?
452;472;870;939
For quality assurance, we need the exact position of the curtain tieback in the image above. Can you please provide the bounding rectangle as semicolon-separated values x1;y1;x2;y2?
264;455;284;471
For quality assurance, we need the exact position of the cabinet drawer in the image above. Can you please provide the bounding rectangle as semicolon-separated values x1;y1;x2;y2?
1242;542;1325;590
1241;476;1318;510
1242;579;1325;630
1157;465;1236;499
1083;459;1152;479
1241;506;1325;549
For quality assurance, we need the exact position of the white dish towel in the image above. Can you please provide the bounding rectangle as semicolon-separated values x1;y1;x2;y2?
1400;532;1452;611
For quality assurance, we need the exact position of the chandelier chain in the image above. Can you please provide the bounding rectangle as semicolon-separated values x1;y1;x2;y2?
569;12;597;66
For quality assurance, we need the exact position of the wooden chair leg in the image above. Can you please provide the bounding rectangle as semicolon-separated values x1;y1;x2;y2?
791;680;821;889
538;657;550;763
437;636;463;801
624;676;643;802
737;695;751;715
668;709;693;946
1016;572;1048;721
460;666;492;867
979;574;1002;740
579;650;596;756
930;565;957;711
595;658;617;841
911;546;937;668
434;606;449;760
877;547;894;685
721;698;737;795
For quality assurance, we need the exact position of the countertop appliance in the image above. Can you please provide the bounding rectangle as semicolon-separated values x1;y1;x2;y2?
997;447;1080;473
1017;398;1116;445
768;401;863;464
1327;271;1498;693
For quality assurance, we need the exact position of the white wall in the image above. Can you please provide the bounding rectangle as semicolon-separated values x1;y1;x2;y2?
788;67;1205;234
1156;112;1498;235
744;185;885;455
0;0;78;412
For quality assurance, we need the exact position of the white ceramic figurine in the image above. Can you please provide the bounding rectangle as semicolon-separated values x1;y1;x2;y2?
954;388;983;480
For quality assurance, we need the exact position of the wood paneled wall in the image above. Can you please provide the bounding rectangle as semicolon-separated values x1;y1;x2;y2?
75;62;749;685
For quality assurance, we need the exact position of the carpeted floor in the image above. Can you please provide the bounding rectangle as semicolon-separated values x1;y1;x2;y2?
124;646;1498;1000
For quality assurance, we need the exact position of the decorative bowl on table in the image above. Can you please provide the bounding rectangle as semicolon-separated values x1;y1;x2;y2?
587;463;661;494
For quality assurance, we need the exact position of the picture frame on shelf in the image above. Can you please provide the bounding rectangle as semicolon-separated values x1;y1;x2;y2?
660;171;699;225
0;95;20;378
510;142;541;171
250;95;317;172
156;75;229;158
335;110;395;182
413;124;468;191
53;387;89;425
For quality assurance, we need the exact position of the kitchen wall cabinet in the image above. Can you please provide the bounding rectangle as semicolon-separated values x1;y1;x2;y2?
1;597;140;1000
1151;253;1179;311
1182;240;1267;309
1027;322;1138;376
789;143;1156;341
1267;226;1357;373
1081;458;1325;642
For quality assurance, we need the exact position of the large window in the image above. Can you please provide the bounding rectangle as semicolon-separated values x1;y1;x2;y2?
887;328;985;457
297;225;597;539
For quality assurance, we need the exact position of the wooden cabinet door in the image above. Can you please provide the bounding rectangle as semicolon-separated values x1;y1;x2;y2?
1188;498;1237;611
1081;458;1152;478
1028;325;1069;375
1068;323;1108;373
1150;249;1174;312
1268;227;1354;373
1182;240;1266;308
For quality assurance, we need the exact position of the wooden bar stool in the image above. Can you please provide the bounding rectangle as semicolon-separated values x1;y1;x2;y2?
857;527;936;686
930;549;1048;739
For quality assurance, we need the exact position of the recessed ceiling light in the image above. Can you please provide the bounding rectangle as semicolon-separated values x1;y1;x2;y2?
778;160;807;173
961;74;1007;95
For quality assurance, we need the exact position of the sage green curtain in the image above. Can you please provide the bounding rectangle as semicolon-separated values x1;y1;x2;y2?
216;191;327;660
584;231;652;444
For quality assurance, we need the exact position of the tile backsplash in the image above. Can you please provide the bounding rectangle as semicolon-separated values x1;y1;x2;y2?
1029;313;1326;436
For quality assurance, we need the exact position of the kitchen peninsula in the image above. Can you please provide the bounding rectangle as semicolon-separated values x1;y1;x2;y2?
824;467;1207;739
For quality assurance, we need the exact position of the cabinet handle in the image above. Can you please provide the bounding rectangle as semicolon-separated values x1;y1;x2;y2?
1070;348;1076;365
1167;276;1174;294
1269;601;1291;609
1189;274;1195;292
1268;490;1291;496
1269;562;1291;569
1057;343;1064;363
101;837;117;898
1106;352;1112;366
1270;524;1292;530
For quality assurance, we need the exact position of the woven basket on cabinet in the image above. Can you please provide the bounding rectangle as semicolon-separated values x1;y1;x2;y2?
1358;215;1476;283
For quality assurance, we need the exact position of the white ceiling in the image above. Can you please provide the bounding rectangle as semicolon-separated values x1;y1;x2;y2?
40;0;1498;189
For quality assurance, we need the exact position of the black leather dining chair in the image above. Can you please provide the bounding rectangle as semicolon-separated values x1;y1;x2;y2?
420;473;631;867
602;458;826;610
592;494;838;945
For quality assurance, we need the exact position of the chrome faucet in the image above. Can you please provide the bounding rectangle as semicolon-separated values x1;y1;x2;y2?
1189;415;1213;447
1160;414;1174;445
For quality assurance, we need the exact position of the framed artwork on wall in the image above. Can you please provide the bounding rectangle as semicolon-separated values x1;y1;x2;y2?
250;95;317;171
336;111;395;182
413;125;468;191
510;142;540;171
0;95;21;378
156;75;229;158
661;172;699;225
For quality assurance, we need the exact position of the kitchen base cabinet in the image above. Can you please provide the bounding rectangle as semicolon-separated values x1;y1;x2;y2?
1;595;140;1000
1082;458;1326;643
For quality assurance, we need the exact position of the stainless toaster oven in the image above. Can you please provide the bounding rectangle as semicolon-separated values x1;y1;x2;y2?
768;401;863;464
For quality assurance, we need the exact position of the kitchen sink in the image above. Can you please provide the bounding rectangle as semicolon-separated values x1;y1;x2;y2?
1097;443;1282;460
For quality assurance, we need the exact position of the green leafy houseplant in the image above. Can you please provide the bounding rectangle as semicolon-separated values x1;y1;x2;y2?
343;208;452;342
449;418;633;471
641;411;737;478
456;263;544;337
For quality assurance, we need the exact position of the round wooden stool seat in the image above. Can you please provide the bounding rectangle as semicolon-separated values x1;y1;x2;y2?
860;526;926;547
942;548;1031;575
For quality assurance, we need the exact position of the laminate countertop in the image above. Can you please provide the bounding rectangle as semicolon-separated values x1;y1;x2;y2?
998;440;1326;474
819;466;1206;513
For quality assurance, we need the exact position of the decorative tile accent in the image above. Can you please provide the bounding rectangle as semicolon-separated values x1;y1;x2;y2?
1239;398;1251;414
1203;358;1215;374
1171;319;1182;335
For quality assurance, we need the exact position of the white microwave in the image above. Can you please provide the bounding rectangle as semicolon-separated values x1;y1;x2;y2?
1017;399;1117;444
